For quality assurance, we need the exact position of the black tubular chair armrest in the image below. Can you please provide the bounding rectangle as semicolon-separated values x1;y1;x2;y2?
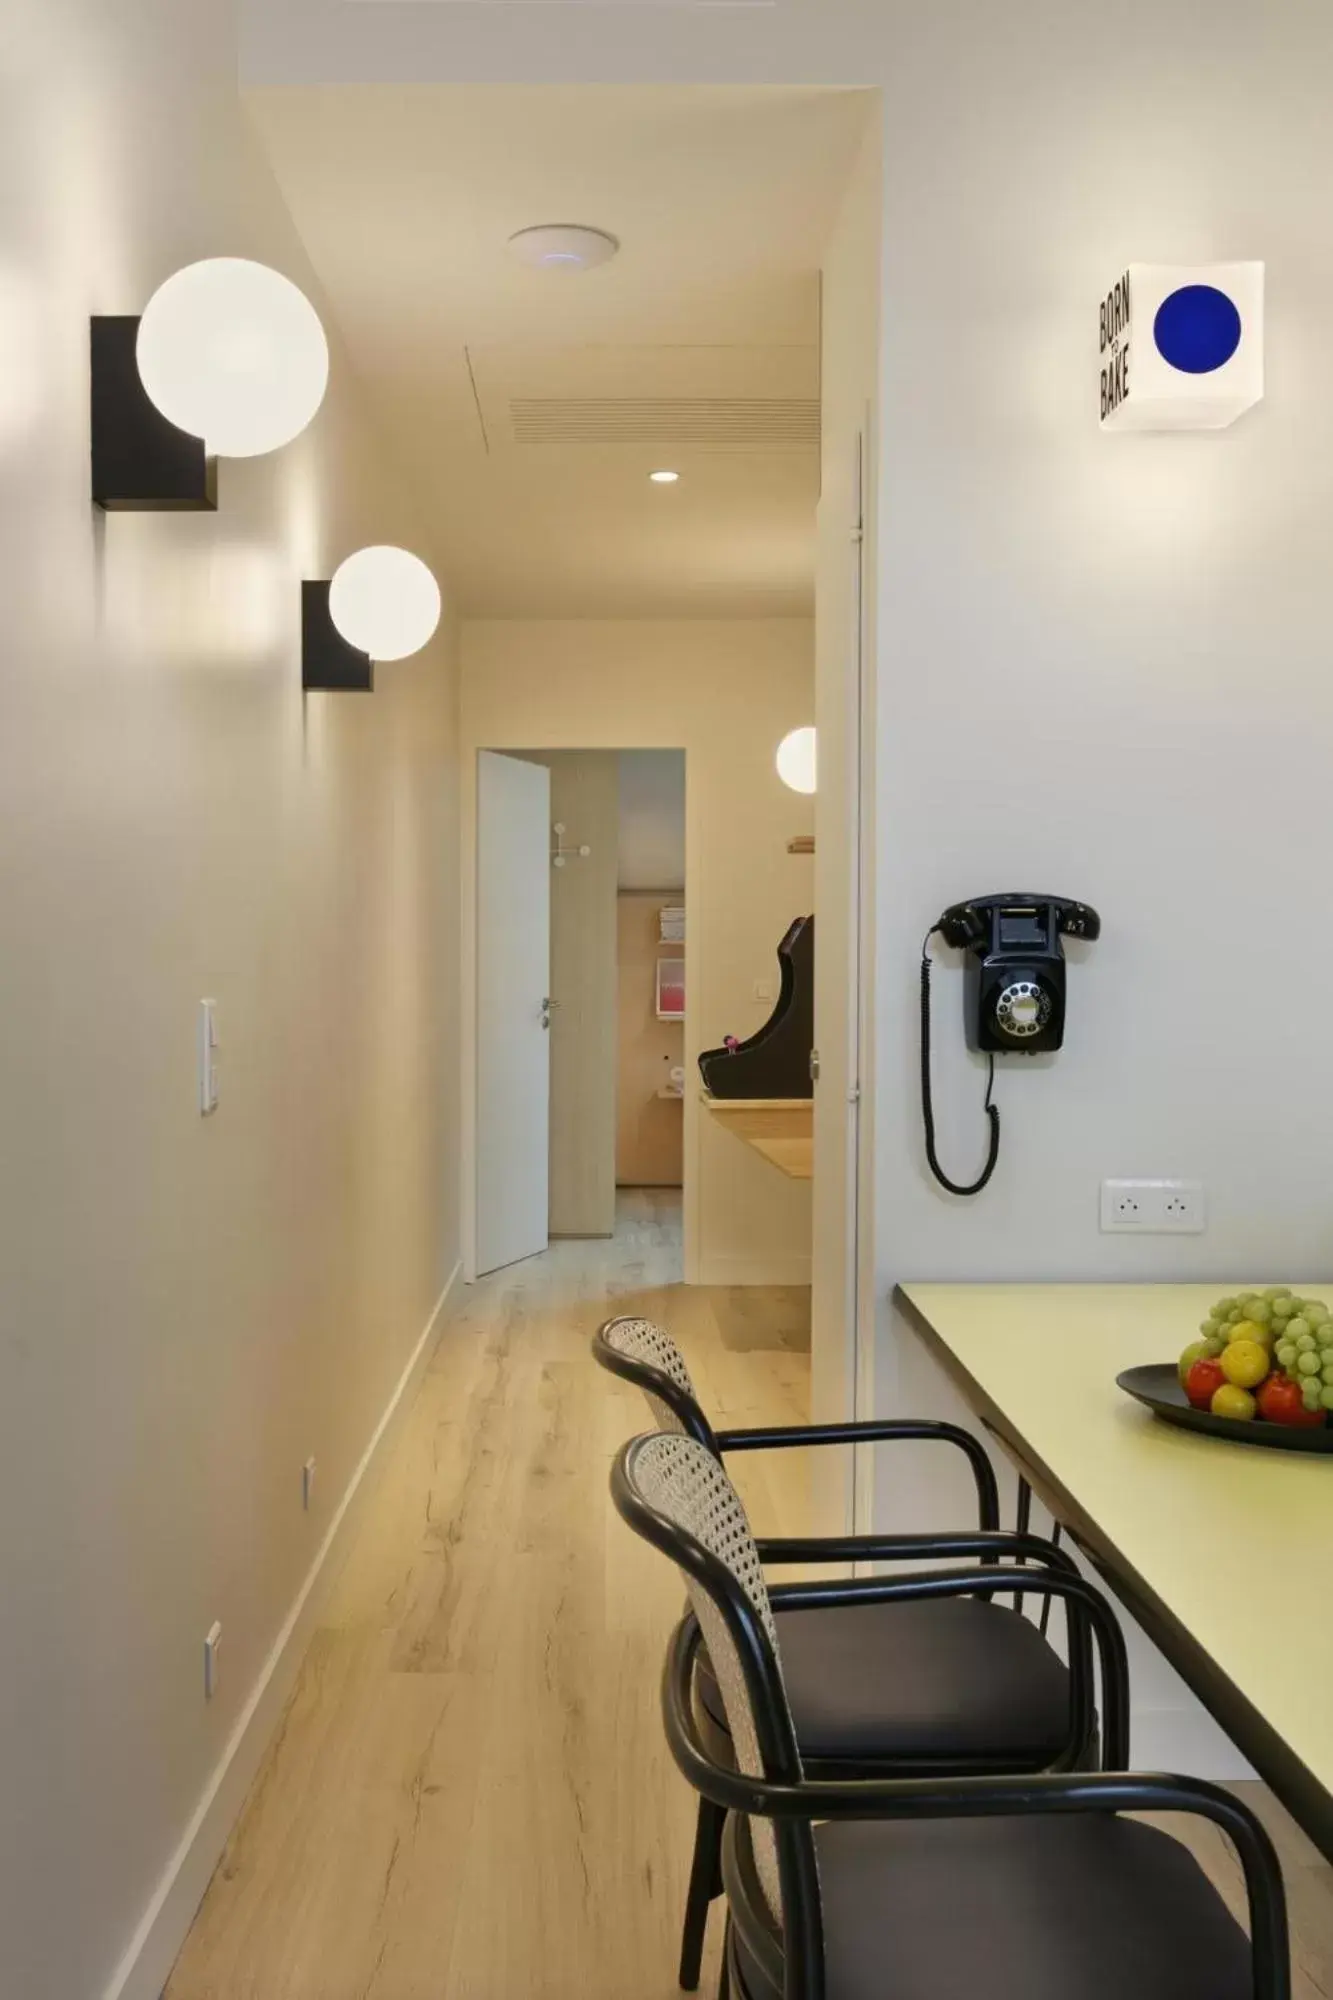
763;1564;1118;1768
661;1619;1290;2000
714;1420;1000;1531
755;1529;1078;1570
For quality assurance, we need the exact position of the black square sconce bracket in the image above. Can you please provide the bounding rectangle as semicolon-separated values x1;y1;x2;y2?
302;582;374;693
90;316;217;512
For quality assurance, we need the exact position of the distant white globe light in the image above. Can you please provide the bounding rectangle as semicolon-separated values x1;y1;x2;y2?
136;258;329;458
650;469;680;485
508;225;619;272
328;546;442;662
776;726;817;796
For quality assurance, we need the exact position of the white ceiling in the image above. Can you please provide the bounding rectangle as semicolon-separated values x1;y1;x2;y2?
240;0;877;91
247;85;871;616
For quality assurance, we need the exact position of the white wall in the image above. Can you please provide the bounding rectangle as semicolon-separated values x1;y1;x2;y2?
618;748;686;892
0;5;460;1996
462;620;814;1285
870;0;1333;1352
865;0;1333;1770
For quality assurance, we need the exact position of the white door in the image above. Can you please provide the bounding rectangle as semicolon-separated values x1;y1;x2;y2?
476;751;552;1276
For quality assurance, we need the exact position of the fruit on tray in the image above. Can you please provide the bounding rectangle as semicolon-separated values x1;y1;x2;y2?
1184;1357;1226;1410
1210;1385;1256;1421
1256;1374;1326;1429
1178;1291;1332;1427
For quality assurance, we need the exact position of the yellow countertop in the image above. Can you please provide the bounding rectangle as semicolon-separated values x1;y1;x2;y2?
899;1281;1333;1835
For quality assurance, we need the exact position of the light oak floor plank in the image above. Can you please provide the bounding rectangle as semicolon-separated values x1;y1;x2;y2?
164;1190;1333;1997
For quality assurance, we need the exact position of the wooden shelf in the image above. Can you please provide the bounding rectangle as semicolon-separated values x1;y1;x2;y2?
701;1095;813;1180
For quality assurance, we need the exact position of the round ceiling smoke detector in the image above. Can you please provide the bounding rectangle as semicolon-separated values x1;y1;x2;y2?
508;225;620;273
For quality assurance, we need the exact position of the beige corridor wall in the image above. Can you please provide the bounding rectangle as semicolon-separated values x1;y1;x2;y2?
0;5;460;1997
462;621;814;1285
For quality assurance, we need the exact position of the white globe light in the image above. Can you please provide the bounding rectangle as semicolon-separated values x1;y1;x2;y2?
328;546;442;662
136;258;329;458
776;726;817;795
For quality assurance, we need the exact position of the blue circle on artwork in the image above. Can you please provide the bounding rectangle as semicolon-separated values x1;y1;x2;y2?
1152;285;1243;374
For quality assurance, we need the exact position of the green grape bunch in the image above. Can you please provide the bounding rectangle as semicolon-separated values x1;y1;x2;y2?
1195;1289;1333;1417
1271;1295;1333;1414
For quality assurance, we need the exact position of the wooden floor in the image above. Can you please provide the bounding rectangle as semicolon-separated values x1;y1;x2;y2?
166;1189;1333;1998
165;1191;810;1999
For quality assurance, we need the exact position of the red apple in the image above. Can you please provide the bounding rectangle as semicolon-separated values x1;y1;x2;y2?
1184;1358;1227;1411
1256;1374;1327;1428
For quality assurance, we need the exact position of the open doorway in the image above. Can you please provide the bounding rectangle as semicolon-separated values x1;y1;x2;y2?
470;724;819;1299
472;746;690;1274
615;751;687;1195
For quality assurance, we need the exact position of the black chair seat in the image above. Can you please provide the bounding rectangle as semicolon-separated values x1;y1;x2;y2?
736;1813;1252;2000
698;1597;1074;1767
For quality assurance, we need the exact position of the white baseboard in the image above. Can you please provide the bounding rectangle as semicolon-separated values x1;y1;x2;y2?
102;1263;462;2000
694;1254;813;1287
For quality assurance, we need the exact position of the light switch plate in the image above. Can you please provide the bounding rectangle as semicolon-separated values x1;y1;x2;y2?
198;999;218;1116
204;1621;222;1699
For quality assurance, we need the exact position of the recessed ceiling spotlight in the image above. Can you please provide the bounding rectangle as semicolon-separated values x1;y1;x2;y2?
508;225;619;273
649;469;680;485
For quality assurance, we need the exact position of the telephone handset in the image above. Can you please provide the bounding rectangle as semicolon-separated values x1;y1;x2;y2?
921;894;1101;1196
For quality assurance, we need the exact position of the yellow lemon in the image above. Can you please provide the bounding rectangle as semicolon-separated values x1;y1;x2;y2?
1211;1384;1256;1421
1219;1339;1269;1390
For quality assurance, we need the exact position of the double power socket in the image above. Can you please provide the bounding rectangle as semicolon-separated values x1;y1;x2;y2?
1100;1178;1206;1234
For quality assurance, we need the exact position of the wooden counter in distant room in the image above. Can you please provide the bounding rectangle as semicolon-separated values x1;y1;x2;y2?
701;1095;813;1179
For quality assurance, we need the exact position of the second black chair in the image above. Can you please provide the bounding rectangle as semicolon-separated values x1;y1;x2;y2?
593;1314;1103;1989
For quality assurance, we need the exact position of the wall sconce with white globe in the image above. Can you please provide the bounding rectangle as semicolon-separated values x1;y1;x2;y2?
302;546;443;693
328;547;442;662
91;258;329;511
776;726;817;795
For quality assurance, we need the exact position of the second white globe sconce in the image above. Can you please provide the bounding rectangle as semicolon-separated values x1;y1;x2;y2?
776;726;817;796
328;547;442;663
303;548;443;693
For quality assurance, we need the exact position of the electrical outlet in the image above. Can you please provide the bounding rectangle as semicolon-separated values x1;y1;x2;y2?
302;1457;316;1511
1100;1179;1206;1234
204;1621;222;1700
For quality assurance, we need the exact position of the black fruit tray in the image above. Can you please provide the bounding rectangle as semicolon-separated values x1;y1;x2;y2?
1117;1363;1333;1454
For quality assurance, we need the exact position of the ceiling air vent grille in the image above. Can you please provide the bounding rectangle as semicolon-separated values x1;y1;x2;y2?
509;397;819;448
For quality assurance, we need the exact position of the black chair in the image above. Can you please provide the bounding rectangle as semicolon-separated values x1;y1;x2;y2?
613;1429;1291;2000
594;1316;1101;1989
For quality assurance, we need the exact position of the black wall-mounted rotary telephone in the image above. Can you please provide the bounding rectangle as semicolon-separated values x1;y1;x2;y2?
921;894;1101;1196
